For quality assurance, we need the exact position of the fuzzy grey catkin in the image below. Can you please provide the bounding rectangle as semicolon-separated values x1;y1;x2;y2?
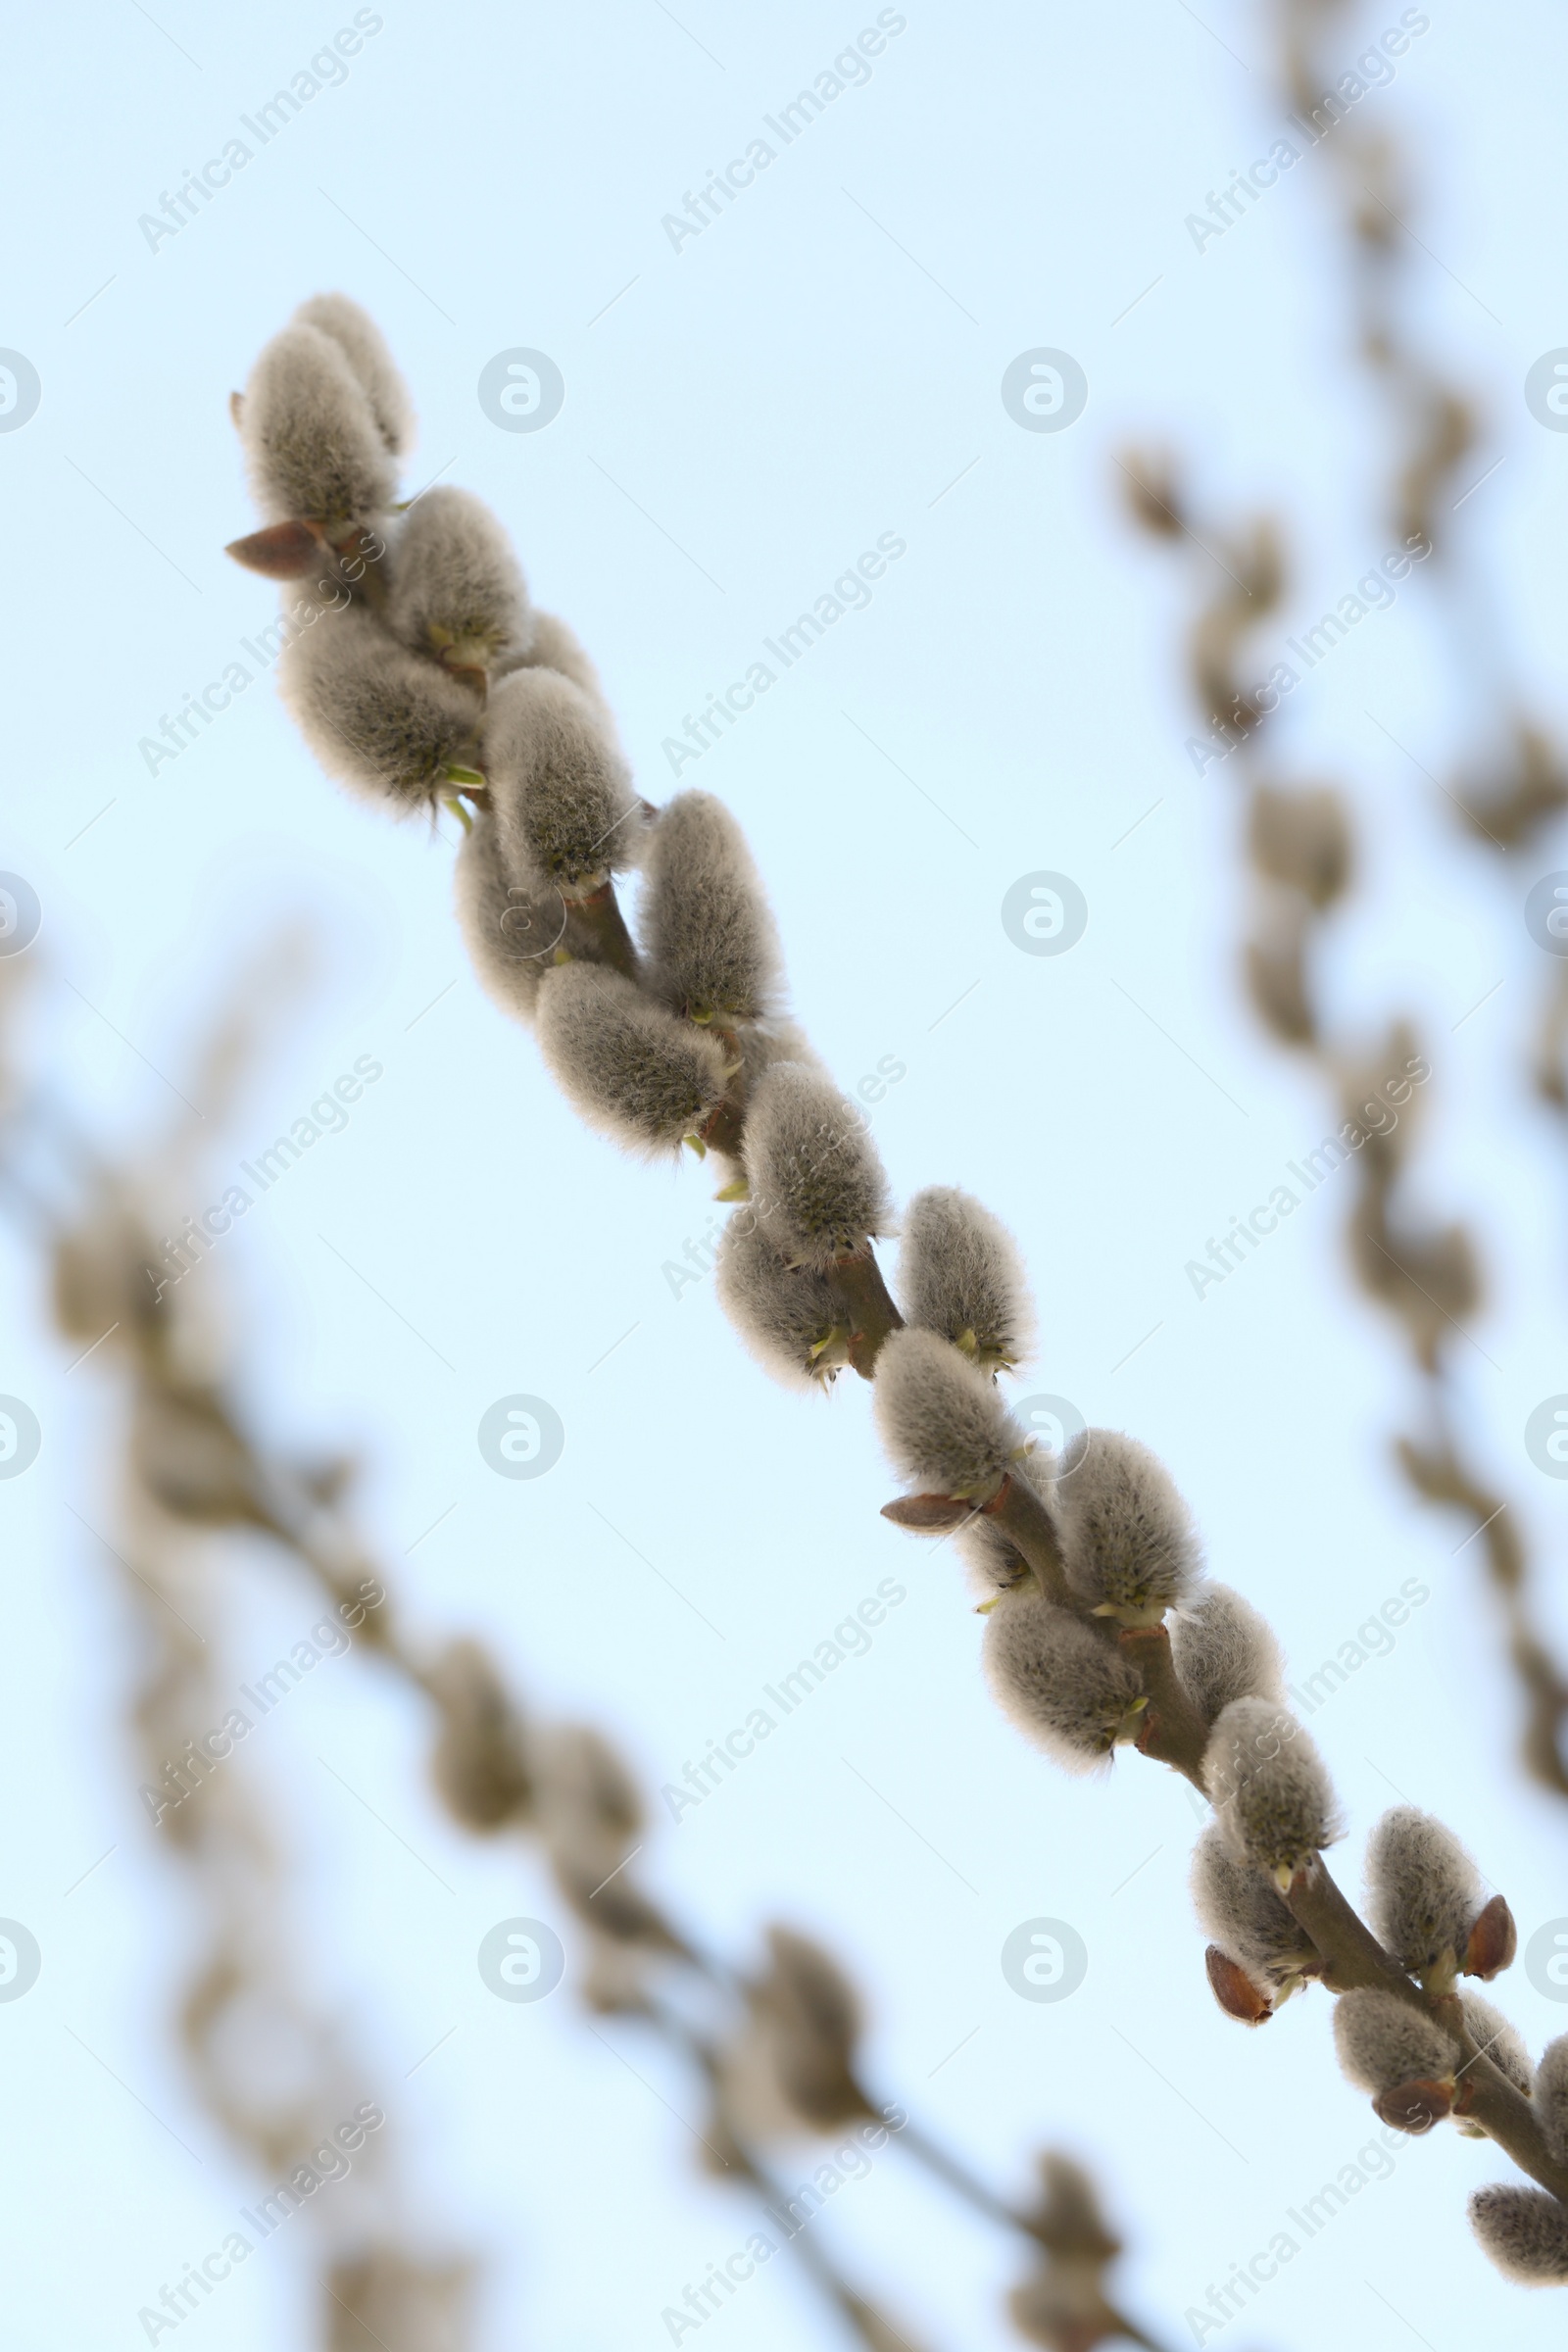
535;964;728;1156
1468;2186;1568;2285
291;292;415;456
1055;1430;1200;1621
484;666;640;892
715;1214;846;1388
1332;1986;1460;2095
1364;1805;1485;1976
1190;1822;1319;1991
897;1186;1034;1372
982;1589;1146;1772
278;605;481;808
1460;1990;1535;2098
743;1061;892;1270
453;809;562;1027
241;323;397;530
386;486;533;675
873;1327;1024;1503
640;792;782;1025
1170;1584;1284;1722
1539;2037;1568;2165
1206;1696;1341;1883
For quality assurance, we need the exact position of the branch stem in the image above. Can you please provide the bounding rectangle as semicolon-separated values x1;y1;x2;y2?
830;1248;904;1380
1119;1625;1209;1789
990;1477;1071;1606
564;879;640;981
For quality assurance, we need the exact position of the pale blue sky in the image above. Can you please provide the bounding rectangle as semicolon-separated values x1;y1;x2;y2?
5;2;1568;2346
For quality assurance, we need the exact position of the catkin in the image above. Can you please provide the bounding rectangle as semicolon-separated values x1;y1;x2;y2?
874;1327;1024;1504
241;322;396;530
387;486;533;676
1364;1805;1485;1977
292;292;415;457
715;1214;847;1388
1190;1821;1319;1991
982;1588;1145;1772
640;792;782;1025
1539;2036;1568;2166
278;605;481;809
535;965;728;1156
485;667;640;893
1056;1431;1200;1621
897;1186;1034;1371
453;809;562;1027
1206;1696;1340;1883
1469;2185;1568;2285
1332;1986;1459;2095
743;1062;892;1271
1170;1583;1284;1721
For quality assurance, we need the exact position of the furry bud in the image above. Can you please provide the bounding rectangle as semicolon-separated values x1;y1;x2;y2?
715;1214;848;1388
453;809;562;1026
426;1640;532;1832
278;605;481;808
1171;1584;1284;1721
897;1186;1034;1372
241;323;396;529
640;792;782;1025
743;1062;892;1271
981;1587;1146;1772
1055;1430;1200;1624
1538;2036;1568;2165
1364;1806;1486;1979
386;487;532;679
535;965;728;1156
1206;1697;1340;1884
1332;1986;1459;2096
291;292;415;456
485;667;640;893
1190;1821;1319;1993
874;1327;1025;1504
1460;1990;1534;2098
1468;2185;1568;2284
